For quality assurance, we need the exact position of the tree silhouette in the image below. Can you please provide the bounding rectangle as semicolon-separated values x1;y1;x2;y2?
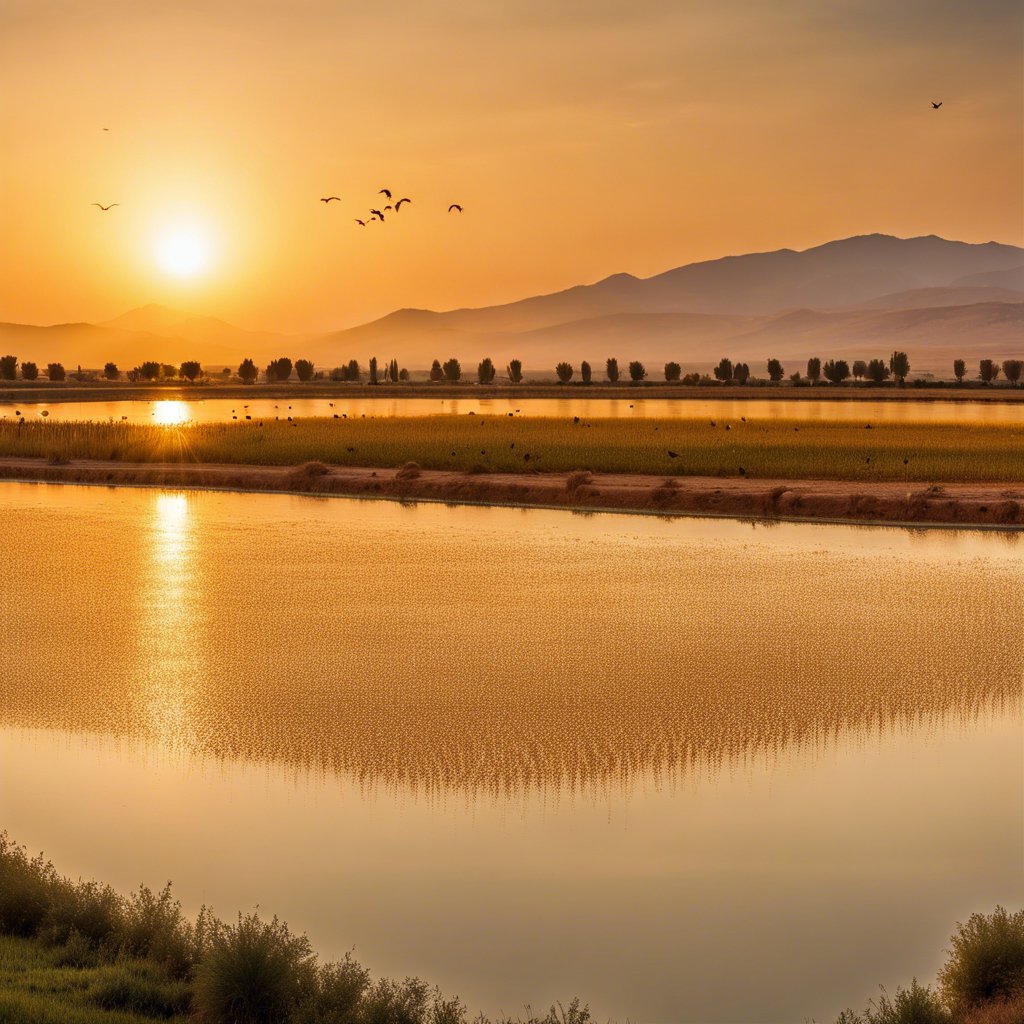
238;358;258;384
1001;360;1022;387
478;357;496;384
179;361;202;382
46;362;65;382
430;359;444;382
664;361;681;382
346;359;360;382
866;358;890;384
823;359;850;384
140;361;160;381
20;361;38;381
806;357;821;385
852;360;867;381
953;359;966;384
103;362;119;381
580;360;592;384
295;359;315;382
266;358;292;382
506;359;523;384
979;359;1000;385
606;357;620;383
555;362;574;383
369;356;379;385
0;355;17;381
628;360;646;382
443;358;461;382
766;358;784;383
713;357;733;382
733;362;750;384
889;351;910;385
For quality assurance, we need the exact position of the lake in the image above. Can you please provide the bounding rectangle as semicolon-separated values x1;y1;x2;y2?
4;394;1024;426
1;482;1020;1022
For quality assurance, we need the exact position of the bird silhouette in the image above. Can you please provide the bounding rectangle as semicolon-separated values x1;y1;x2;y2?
667;450;679;458
383;204;392;212
354;219;367;226
394;198;411;211
320;196;341;203
379;188;392;199
370;209;385;221
448;204;463;213
931;101;943;109
91;203;118;211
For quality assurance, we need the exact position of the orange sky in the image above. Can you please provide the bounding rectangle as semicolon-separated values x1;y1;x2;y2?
1;0;1021;334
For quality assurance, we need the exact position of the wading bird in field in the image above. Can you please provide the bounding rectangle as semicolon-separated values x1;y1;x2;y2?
448;203;463;213
931;101;943;109
354;219;367;226
370;208;385;221
91;203;118;210
379;188;392;199
395;197;411;211
320;196;341;203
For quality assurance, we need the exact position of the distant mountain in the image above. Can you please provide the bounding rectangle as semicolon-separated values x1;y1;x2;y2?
319;234;1024;371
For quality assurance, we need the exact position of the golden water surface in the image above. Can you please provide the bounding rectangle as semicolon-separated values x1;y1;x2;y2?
1;482;1021;1022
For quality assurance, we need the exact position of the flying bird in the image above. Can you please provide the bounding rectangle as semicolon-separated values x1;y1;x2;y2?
354;219;367;226
448;204;463;213
91;203;118;211
370;208;385;221
395;198;411;211
931;101;943;109
379;188;392;199
320;196;341;203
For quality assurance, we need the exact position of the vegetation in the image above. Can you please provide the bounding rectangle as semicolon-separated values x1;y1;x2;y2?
294;359;314;383
430;359;444;382
664;361;681;382
824;359;850;384
179;361;203;383
867;358;890;384
368;356;379;385
580;360;592;384
980;359;1000;385
628;360;646;382
478;357;496;384
506;359;523;384
20;361;39;381
555;362;573;384
443;357;461;382
265;358;293;383
1000;360;1022;387
954;359;967;384
767;357;784;383
0;355;17;380
837;908;1024;1024
3;414;1023;483
714;357;733;382
890;350;911;384
0;834;591;1024
104;362;119;381
47;362;66;381
238;359;258;385
606;357;619;383
807;357;821;385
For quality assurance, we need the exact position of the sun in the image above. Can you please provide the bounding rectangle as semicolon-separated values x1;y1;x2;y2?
154;225;213;278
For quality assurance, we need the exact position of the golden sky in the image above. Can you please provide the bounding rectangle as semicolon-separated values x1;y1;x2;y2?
1;0;1021;333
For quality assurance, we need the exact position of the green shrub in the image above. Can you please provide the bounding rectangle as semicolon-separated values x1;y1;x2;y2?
0;833;57;937
294;954;370;1023
193;912;315;1024
938;907;1024;1012
359;977;431;1024
39;878;123;948
118;884;199;979
835;980;950;1024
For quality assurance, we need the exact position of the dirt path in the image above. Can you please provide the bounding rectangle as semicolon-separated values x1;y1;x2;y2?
1;457;1022;527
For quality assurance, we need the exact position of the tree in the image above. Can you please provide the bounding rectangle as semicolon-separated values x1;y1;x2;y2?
979;359;1000;385
295;359;314;382
806;357;821;385
953;359;966;384
580;360;592;384
766;358;784;383
179;360;202;382
606;357;620;383
664;361;681;382
47;362;65;381
20;361;38;381
443;358;461;382
506;359;523;384
103;362;119;381
713;357;733;382
0;355;17;380
221;367;231;378
823;359;850;384
889;350;910;385
866;358;890;384
852;360;867;381
733;362;750;384
368;356;379;385
140;361;160;381
628;360;646;382
266;357;292;382
399;368;410;381
555;362;574;383
429;359;444;382
346;359;360;382
238;358;258;384
127;368;141;382
478;357;496;384
1002;360;1023;386
388;358;399;383
161;364;177;380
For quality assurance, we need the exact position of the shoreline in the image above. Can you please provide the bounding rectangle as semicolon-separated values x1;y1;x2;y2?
3;457;1021;528
3;382;1024;405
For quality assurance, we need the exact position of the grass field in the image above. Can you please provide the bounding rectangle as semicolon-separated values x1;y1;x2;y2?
1;414;1022;483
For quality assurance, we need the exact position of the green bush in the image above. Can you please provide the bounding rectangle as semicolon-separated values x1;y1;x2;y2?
938;907;1024;1012
836;980;950;1024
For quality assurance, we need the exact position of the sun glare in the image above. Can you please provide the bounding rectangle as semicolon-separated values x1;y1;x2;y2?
152;401;190;426
155;225;213;278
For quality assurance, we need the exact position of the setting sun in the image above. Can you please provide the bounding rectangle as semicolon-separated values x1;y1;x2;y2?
155;225;213;279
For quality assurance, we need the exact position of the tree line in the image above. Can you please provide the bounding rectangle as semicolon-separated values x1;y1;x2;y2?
1;351;1021;386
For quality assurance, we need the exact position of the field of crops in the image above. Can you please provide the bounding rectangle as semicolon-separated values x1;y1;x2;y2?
1;414;1022;482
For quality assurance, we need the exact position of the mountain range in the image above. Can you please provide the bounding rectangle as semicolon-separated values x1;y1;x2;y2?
2;234;1021;375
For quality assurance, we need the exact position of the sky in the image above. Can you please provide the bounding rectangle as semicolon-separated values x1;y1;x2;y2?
1;0;1021;334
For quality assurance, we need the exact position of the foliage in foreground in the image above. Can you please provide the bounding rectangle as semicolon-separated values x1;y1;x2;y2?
1;414;1023;483
0;833;592;1024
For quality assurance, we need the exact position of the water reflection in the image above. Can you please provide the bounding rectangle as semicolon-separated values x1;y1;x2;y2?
150;400;191;425
1;483;1020;800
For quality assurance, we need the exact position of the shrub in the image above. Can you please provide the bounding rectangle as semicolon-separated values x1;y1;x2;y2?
555;362;573;383
161;364;177;380
566;470;592;494
295;359;315;382
358;977;431;1024
180;360;203;382
117;883;197;978
194;912;316;1024
39;878;123;948
628;360;645;382
46;362;66;382
294;955;371;1023
664;361;681;382
606;357;619;383
0;354;17;380
938;907;1024;1013
20;361;38;381
506;359;523;384
835;980;950;1024
399;368;410;381
0;833;57;936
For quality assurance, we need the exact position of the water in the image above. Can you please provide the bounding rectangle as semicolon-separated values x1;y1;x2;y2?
3;394;1024;425
1;482;1021;1022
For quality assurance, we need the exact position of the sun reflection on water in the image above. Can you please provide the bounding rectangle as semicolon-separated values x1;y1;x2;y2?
151;401;191;426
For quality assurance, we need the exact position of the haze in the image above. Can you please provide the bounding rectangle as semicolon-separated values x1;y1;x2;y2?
1;0;1021;335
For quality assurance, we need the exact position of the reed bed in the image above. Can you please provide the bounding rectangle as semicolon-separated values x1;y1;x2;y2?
1;414;1022;483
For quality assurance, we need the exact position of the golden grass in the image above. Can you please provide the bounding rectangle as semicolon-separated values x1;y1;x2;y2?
1;414;1022;482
